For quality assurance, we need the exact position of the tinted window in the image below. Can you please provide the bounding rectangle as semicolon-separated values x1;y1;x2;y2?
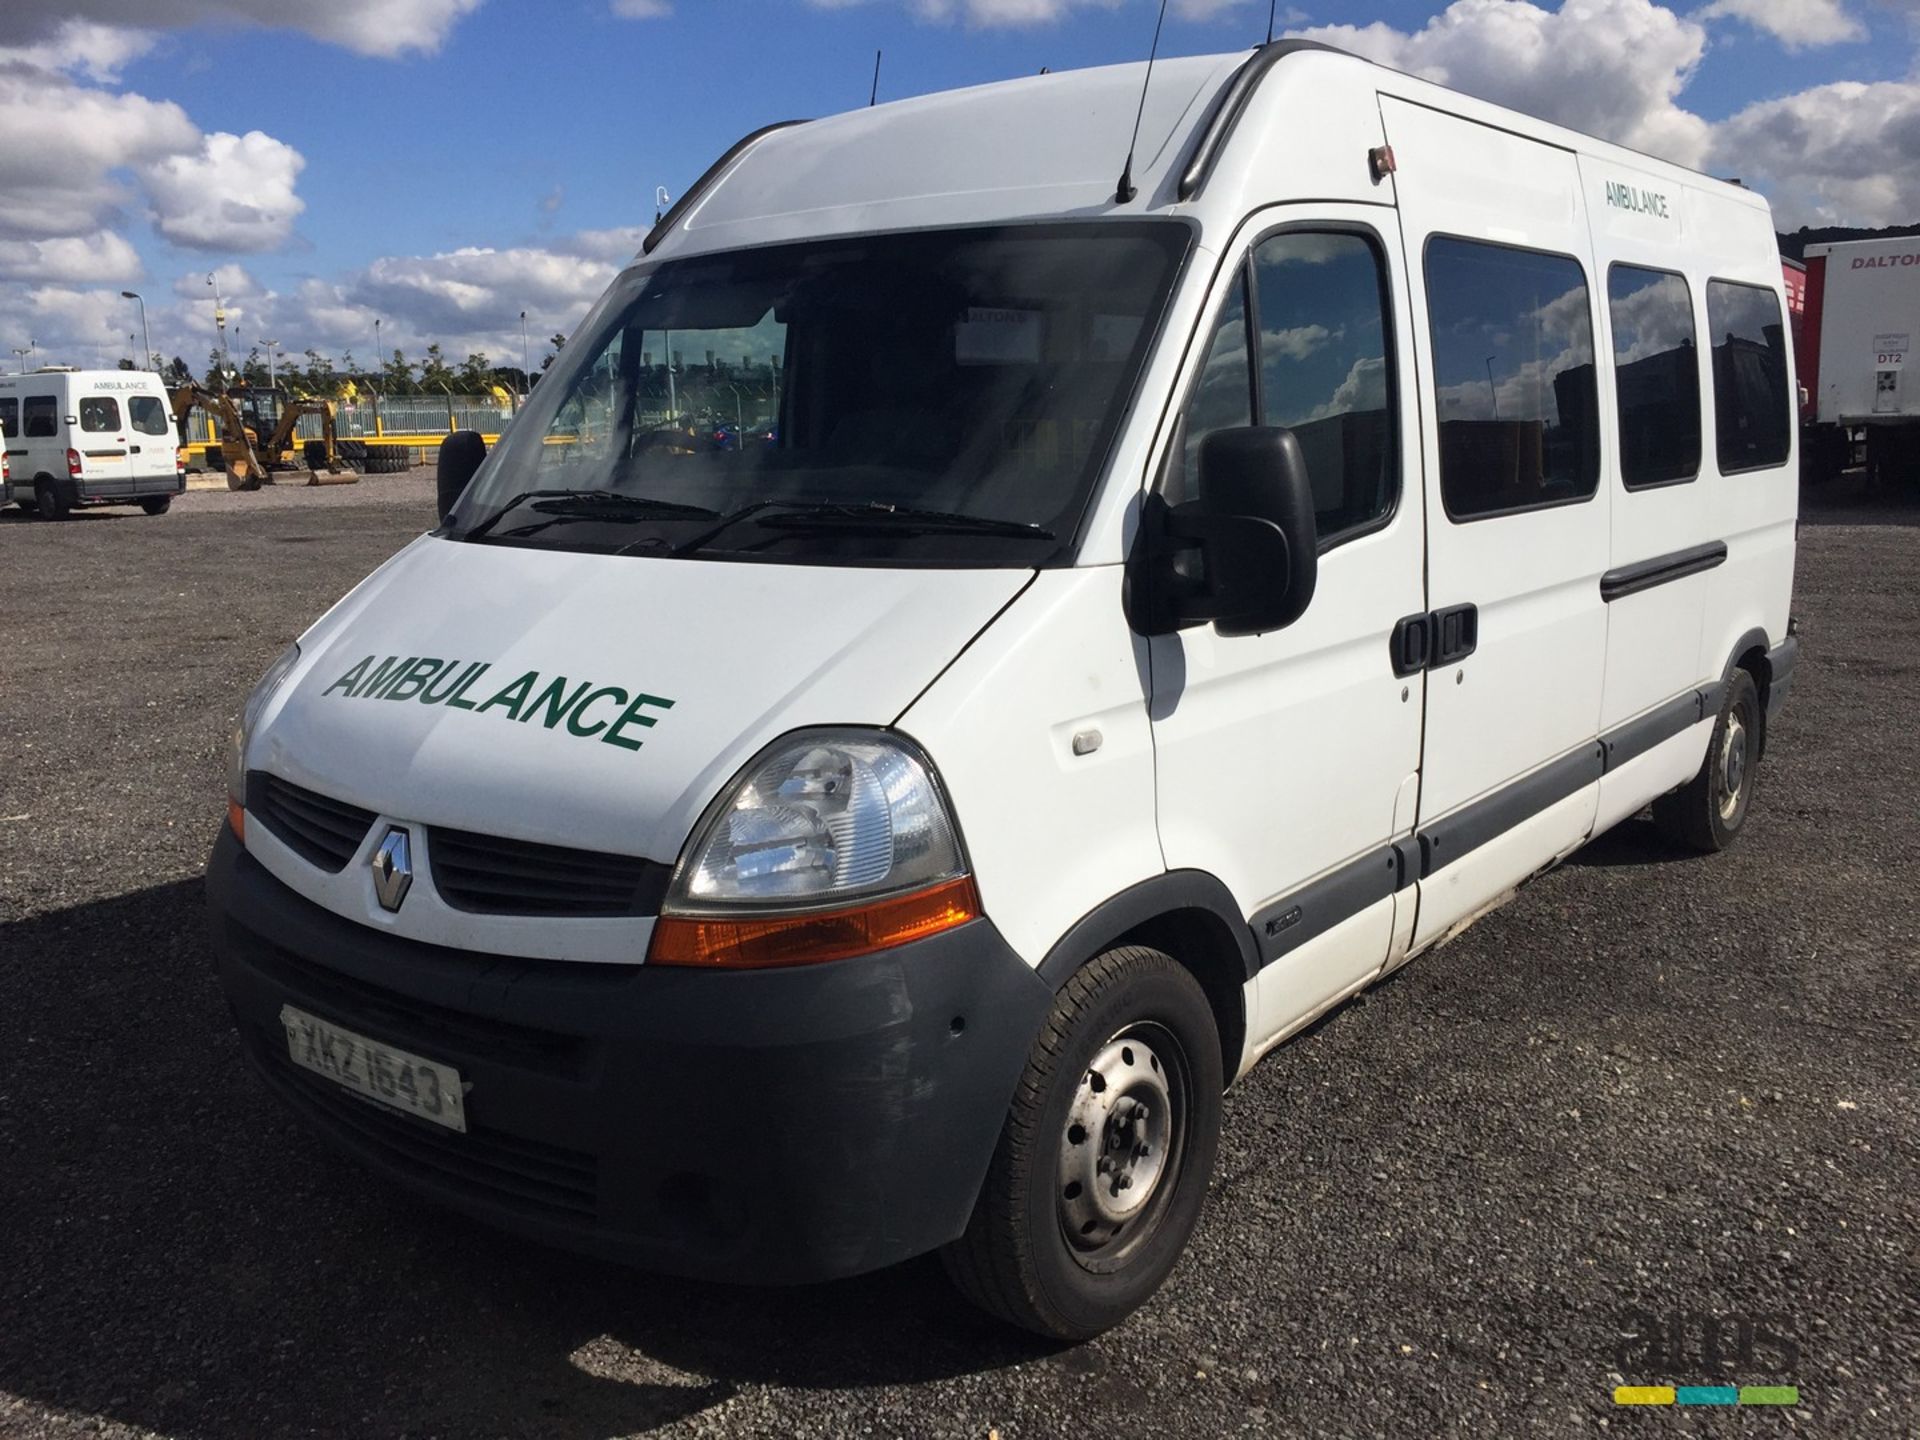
1174;270;1254;499
1609;267;1701;489
80;397;120;433
454;223;1190;567
0;398;16;439
23;396;57;438
1253;231;1396;541
128;395;170;436
1426;238;1600;519
1707;280;1790;473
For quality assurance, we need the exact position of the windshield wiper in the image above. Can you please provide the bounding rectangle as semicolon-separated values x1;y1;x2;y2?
671;500;1054;555
461;489;720;543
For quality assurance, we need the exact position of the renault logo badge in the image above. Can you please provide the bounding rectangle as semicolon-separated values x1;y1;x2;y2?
371;827;413;912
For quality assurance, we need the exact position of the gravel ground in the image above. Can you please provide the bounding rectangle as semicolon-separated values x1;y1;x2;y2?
1;475;1915;1439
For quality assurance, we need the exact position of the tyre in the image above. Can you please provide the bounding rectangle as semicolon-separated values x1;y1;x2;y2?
338;440;368;467
35;479;70;521
140;496;171;516
1653;668;1761;852
941;945;1223;1340
364;444;408;475
304;440;330;471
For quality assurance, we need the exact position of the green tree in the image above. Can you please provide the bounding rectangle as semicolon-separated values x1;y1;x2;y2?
541;331;567;372
456;352;494;394
382;349;417;395
419;342;454;393
302;349;337;397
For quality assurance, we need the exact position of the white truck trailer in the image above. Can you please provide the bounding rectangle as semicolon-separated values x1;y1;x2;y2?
1801;235;1920;486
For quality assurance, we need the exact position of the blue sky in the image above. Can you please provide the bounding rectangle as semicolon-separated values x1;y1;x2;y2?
1;0;1916;372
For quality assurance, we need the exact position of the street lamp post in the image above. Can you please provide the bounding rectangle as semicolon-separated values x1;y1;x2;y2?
121;291;151;371
520;311;532;397
12;341;33;374
207;273;228;370
265;339;281;390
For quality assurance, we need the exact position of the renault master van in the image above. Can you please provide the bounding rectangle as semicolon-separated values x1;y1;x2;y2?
205;42;1800;1339
1;368;184;518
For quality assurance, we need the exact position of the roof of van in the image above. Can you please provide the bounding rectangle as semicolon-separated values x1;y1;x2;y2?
648;41;1769;261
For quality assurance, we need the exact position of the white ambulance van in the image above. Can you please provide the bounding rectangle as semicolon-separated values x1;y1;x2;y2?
206;42;1800;1339
0;368;184;518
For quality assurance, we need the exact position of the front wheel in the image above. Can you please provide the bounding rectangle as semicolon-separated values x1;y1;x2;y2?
941;945;1223;1340
1654;668;1761;852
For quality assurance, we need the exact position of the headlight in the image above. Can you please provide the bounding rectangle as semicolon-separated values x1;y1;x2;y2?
228;644;300;826
650;730;980;969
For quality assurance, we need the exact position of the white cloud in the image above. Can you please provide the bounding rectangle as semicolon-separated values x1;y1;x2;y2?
0;20;159;81
3;1;484;60
1714;78;1920;225
141;130;306;252
1698;0;1865;48
1262;323;1332;360
0;68;201;242
0;232;143;286
1292;0;1712;167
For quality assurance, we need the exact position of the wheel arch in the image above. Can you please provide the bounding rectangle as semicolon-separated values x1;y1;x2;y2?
1716;625;1773;755
1036;871;1255;1083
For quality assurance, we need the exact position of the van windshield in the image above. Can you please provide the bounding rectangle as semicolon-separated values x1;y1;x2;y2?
450;222;1190;566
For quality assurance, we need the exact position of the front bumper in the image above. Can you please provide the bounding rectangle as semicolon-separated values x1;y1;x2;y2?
206;826;1052;1284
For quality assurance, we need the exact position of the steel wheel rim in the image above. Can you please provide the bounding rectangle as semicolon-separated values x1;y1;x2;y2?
1057;1021;1188;1271
1717;709;1750;822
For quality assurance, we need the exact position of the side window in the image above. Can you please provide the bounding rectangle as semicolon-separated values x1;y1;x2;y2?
1609;266;1701;489
1171;269;1254;501
1706;280;1791;473
0;398;16;440
23;396;57;438
80;397;120;433
1252;230;1396;543
1426;237;1600;520
128;396;171;436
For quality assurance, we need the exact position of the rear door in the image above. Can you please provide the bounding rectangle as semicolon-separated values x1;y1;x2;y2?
1148;205;1427;1051
125;388;177;483
1380;96;1612;947
75;390;135;494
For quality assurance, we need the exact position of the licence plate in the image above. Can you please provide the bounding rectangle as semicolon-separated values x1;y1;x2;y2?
280;1004;467;1133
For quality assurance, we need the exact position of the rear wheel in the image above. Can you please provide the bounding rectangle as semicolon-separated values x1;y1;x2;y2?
35;479;70;521
140;496;171;516
1654;668;1761;852
941;945;1223;1340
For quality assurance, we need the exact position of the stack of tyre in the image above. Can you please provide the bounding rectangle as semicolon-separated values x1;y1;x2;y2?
360;443;411;475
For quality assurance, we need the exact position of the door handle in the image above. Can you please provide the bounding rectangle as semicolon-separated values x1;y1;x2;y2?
1389;604;1478;675
1389;612;1431;677
1431;603;1478;666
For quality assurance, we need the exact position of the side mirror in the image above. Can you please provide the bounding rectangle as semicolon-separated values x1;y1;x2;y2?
1127;426;1319;638
437;430;487;519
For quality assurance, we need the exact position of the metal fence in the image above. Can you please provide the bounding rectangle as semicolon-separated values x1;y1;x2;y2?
180;393;519;445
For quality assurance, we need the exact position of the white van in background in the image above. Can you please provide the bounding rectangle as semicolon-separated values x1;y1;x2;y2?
1;368;185;519
205;41;1800;1340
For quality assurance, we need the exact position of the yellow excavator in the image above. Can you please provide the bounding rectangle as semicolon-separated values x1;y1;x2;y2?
170;385;360;491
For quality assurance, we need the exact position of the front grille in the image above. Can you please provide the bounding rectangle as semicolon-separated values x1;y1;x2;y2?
257;1029;599;1223
429;826;669;917
250;773;375;873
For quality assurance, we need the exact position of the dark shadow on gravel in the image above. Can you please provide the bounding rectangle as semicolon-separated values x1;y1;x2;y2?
1564;817;1702;869
1797;472;1920;527
0;881;1048;1440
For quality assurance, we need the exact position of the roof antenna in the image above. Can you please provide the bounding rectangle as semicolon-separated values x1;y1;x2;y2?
1266;0;1278;44
1115;0;1170;205
870;49;882;107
